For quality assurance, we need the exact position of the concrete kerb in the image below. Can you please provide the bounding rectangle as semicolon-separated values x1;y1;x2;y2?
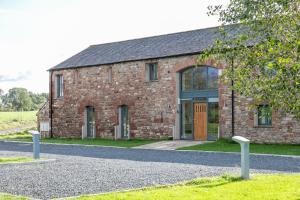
177;149;300;158
1;139;299;159
0;139;128;149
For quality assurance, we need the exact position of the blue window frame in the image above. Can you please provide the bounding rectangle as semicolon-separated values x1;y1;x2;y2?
180;66;219;100
179;66;219;141
181;66;218;91
147;63;158;81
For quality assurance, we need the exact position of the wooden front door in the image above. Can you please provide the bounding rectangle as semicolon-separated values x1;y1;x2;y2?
194;103;207;141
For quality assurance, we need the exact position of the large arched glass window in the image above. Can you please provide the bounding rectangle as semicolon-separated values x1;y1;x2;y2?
181;66;218;91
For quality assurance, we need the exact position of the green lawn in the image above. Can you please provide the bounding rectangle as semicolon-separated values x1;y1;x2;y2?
0;131;161;148
0;193;27;200
72;174;300;200
178;139;300;156
0;157;33;164
0;111;37;130
0;131;32;140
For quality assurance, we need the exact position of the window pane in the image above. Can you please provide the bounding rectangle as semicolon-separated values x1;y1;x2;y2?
153;63;158;80
60;76;63;97
193;67;207;90
56;75;63;97
258;105;272;125
182;101;193;139
182;68;193;90
149;63;158;81
208;102;219;140
56;75;60;97
208;67;218;89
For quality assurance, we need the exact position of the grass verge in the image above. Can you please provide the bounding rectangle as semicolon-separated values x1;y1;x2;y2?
178;139;300;156
0;193;27;200
0;157;33;164
72;174;300;200
0;111;37;131
0;131;161;148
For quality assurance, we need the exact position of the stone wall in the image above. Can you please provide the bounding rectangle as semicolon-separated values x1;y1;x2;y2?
48;54;300;143
36;101;50;137
50;57;183;139
220;89;300;144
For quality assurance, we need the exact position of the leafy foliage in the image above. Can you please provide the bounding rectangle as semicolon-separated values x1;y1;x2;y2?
200;0;300;118
0;88;48;111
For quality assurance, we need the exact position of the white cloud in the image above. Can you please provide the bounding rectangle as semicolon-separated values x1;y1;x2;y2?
0;71;31;82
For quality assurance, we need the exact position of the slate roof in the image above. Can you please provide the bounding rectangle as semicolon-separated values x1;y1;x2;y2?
50;24;244;71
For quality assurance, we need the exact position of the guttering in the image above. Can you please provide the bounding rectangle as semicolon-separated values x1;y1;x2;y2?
47;52;203;72
49;71;53;138
231;58;235;136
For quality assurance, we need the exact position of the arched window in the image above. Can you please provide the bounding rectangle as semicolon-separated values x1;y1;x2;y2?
181;66;218;91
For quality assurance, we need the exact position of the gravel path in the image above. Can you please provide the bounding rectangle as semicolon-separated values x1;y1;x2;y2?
0;141;299;199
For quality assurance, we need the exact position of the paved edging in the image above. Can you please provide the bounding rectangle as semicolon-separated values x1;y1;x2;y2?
0;139;129;149
1;139;299;159
177;149;300;158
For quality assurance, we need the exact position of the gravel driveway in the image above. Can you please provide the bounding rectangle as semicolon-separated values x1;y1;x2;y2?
0;141;299;199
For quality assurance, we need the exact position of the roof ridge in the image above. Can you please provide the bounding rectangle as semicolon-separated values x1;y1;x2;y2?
50;23;243;71
89;24;230;48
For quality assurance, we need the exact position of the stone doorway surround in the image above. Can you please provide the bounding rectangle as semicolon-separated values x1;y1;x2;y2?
133;140;203;150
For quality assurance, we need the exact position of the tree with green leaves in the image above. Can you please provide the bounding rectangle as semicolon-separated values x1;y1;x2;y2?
200;0;300;118
0;88;48;111
6;88;33;111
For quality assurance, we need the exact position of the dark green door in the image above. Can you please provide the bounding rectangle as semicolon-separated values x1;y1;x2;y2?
120;105;129;138
86;106;95;138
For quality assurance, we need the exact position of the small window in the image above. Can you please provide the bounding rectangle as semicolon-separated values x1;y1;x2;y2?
108;67;112;83
257;105;272;126
56;74;63;98
146;63;158;81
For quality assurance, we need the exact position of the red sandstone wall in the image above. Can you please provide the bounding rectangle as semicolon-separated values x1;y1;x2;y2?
49;54;300;143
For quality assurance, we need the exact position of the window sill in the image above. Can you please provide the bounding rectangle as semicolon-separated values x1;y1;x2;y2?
54;97;64;100
254;125;273;128
145;80;159;83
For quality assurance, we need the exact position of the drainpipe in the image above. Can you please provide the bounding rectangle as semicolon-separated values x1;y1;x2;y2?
49;71;53;138
231;58;235;137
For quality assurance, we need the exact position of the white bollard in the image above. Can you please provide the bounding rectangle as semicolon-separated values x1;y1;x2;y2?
232;136;250;179
29;130;40;159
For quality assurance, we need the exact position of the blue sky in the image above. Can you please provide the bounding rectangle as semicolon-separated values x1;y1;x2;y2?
0;0;228;93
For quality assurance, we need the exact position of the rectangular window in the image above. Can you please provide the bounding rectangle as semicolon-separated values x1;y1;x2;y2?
257;105;272;126
146;63;158;81
56;75;63;98
108;67;112;83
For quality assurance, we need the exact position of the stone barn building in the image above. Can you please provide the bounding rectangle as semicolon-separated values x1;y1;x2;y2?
36;101;50;137
40;25;300;144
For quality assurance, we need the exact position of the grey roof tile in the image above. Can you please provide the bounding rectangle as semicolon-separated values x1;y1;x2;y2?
50;24;243;70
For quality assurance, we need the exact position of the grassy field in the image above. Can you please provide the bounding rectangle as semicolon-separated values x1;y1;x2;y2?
72;174;300;200
178;139;300;156
0;193;27;200
0;111;37;130
0;157;33;164
0;131;160;148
